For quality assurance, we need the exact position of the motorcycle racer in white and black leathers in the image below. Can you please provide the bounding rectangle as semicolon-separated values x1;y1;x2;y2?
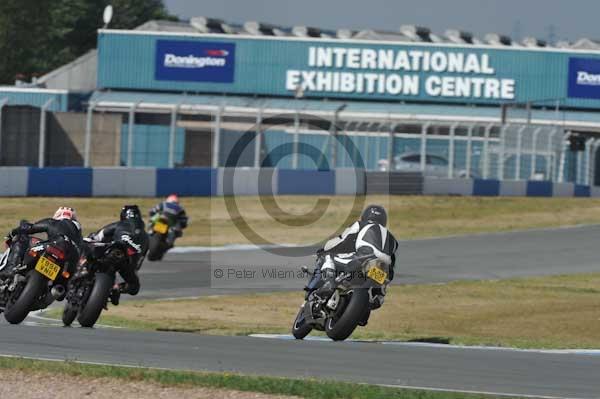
87;205;148;300
313;205;398;323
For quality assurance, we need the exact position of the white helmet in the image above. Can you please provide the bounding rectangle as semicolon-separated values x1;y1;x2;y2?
53;207;77;221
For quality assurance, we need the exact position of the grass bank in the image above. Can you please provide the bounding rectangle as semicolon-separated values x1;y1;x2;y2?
1;196;600;246
0;357;504;399
57;273;600;349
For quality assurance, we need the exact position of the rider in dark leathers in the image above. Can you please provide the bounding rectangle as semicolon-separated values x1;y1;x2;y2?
1;207;82;280
148;194;188;247
87;205;148;299
314;205;398;315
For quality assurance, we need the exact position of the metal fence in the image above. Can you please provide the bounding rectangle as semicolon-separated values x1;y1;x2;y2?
2;103;599;186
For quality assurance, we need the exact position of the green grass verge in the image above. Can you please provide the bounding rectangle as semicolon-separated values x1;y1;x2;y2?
0;356;506;399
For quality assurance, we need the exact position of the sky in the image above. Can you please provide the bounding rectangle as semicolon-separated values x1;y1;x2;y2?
163;0;599;43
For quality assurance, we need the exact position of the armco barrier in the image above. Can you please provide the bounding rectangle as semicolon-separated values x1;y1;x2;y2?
0;167;28;196
218;168;277;196
473;179;500;196
365;172;423;195
28;167;92;196
278;169;335;195
499;180;527;196
423;177;473;196
0;167;598;197
92;168;156;197
552;183;575;197
526;181;553;197
575;185;591;197
335;168;365;195
156;168;216;196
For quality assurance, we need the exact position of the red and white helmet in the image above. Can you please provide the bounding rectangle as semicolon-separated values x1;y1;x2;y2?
166;194;179;204
53;207;77;221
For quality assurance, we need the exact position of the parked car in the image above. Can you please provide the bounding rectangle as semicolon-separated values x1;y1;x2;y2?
378;152;475;178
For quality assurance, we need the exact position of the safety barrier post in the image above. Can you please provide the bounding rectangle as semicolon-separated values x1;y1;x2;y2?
38;98;55;168
448;123;458;178
546;127;559;181
168;104;180;168
84;102;95;167
254;107;263;168
126;103;138;167
465;125;474;178
212;105;223;168
585;138;596;186
498;124;510;181
530;127;542;179
0;98;8;161
292;111;299;169
482;124;493;179
515;126;526;180
558;131;571;183
420;122;430;172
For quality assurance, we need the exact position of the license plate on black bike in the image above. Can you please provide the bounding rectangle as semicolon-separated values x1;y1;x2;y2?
35;256;60;281
367;266;387;284
153;222;168;234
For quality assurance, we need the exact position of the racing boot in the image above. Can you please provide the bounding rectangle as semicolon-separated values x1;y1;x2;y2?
110;283;121;306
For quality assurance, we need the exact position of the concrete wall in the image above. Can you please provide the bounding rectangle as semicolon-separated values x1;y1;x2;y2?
0;168;599;197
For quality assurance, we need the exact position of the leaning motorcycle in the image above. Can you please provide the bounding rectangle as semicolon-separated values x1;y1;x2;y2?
62;238;139;328
291;248;390;341
147;213;176;261
0;226;73;324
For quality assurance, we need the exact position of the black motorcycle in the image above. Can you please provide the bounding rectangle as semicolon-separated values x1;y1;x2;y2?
0;226;73;324
147;213;177;261
292;248;390;341
62;238;138;328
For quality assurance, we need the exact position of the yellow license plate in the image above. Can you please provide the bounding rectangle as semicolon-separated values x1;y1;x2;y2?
35;256;61;281
367;266;387;284
154;222;169;234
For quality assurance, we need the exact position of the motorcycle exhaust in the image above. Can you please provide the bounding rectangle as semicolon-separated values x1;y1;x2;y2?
51;285;66;301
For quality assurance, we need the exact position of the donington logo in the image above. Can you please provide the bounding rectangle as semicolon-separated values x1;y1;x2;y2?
155;40;235;83
164;50;229;69
568;57;600;99
576;71;600;86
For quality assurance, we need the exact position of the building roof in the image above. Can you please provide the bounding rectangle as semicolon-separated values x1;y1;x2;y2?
125;18;586;50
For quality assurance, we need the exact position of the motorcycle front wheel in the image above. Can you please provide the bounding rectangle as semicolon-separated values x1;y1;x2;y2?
77;273;113;328
62;302;78;326
291;302;313;339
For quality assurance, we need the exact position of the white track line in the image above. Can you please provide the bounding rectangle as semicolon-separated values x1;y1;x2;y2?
27;310;123;329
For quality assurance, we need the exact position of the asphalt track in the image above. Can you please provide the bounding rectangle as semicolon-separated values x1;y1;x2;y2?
2;225;600;398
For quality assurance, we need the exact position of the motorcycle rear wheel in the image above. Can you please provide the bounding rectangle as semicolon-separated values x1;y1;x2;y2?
147;234;166;261
77;273;113;328
325;289;370;341
4;271;46;325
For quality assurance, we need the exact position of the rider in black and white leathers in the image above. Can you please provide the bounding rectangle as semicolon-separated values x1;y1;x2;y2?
315;205;398;310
